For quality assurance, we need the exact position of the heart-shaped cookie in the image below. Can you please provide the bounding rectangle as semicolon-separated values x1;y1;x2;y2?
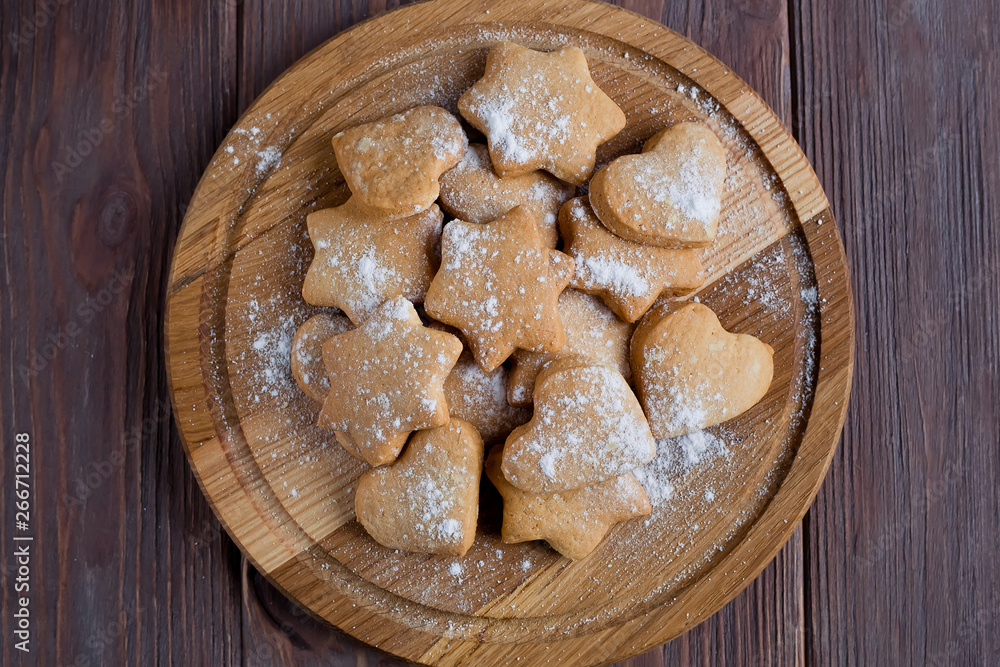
589;122;727;248
631;301;774;438
354;419;484;557
501;357;656;494
486;447;650;560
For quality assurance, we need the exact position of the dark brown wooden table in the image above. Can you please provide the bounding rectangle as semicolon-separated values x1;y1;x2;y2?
2;0;998;665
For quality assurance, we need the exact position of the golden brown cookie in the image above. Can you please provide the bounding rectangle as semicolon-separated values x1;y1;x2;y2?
444;349;531;445
458;42;626;185
589;122;727;247
486;447;650;560
501;357;656;493
331;105;466;217
424;205;573;372
290;313;353;402
508;289;634;407
355;419;484;557
302;199;443;325
438;143;575;247
559;197;705;322
318;298;462;466
631;301;774;438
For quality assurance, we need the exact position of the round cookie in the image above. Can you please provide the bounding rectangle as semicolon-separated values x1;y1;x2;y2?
290;312;353;402
438;143;575;248
631;301;774;438
589;122;727;247
445;349;531;445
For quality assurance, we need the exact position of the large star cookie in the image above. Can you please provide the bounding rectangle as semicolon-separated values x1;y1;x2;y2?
458;42;626;185
560;197;705;322
331;105;467;217
318;298;462;466
355;419;484;557
486;447;651;560
424;205;573;372
438;143;575;248
502;357;656;494
508;288;634;406
302;198;443;325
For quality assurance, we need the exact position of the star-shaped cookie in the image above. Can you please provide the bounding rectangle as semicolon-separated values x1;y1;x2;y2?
318;298;462;466
560;197;705;322
302;198;443;325
486;447;651;560
424;205;574;372
458;42;626;185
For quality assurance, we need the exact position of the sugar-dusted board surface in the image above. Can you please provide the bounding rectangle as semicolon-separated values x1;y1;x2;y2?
164;0;854;664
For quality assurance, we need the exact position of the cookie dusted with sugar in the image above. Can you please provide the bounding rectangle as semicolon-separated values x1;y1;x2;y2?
589;122;728;247
502;357;656;494
486;447;650;560
331;105;467;217
424;205;574;372
458;42;626;185
302;199;443;325
508;289;634;407
318;298;462;466
444;349;531;445
631;301;774;438
438;143;575;248
355;419;484;557
560;197;705;322
290;312;353;402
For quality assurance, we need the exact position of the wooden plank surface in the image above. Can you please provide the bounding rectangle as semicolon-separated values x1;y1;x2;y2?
0;0;996;666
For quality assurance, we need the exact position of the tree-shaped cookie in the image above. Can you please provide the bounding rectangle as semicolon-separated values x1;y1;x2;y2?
356;419;484;557
290;312;353;402
486;447;650;560
318;298;462;466
632;301;774;438
424;205;574;372
508;288;634;406
559;197;705;322
458;42;626;185
302;199;443;325
331;105;467;217
589;122;728;247
502;357;656;494
438;143;575;247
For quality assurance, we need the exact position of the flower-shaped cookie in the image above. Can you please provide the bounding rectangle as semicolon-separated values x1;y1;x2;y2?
559;197;705;322
302;199;443;325
318;298;462;466
458;42;626;185
424;205;573;372
438;143;575;247
331;105;467;217
486;448;650;560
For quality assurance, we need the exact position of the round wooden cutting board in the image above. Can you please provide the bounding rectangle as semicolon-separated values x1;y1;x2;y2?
165;0;854;664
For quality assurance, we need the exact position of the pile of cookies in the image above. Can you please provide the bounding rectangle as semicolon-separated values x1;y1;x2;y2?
290;41;775;560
